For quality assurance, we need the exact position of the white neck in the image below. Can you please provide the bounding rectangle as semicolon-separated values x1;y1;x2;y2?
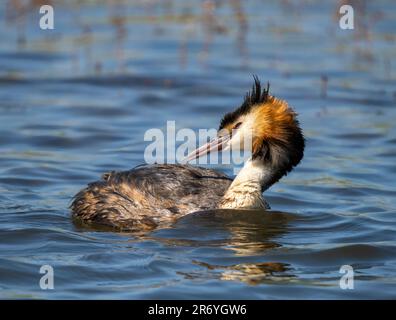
219;157;273;209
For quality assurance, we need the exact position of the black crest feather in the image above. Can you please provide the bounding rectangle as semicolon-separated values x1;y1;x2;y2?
219;76;270;130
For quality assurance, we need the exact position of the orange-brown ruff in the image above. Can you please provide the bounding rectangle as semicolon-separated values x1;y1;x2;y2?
71;77;305;231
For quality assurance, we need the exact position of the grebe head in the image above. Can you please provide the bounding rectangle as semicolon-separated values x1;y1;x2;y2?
185;76;304;208
221;76;304;186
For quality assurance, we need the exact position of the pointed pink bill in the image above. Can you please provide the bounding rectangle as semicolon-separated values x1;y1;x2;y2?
183;134;231;163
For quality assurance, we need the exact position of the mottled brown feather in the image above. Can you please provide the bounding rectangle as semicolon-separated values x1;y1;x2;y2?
71;164;232;231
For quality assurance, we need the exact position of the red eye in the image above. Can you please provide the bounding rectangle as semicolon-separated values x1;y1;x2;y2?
233;122;242;129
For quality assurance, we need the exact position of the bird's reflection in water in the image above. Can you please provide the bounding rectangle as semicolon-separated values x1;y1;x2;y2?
148;209;296;285
171;209;292;255
74;209;296;285
191;260;291;285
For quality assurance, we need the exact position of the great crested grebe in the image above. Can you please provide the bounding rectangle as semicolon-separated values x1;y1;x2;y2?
71;77;304;231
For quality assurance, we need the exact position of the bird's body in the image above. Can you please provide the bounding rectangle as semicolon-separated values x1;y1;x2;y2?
72;164;233;230
71;77;305;231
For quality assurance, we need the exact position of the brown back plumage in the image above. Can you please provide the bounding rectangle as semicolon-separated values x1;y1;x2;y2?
71;164;232;231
